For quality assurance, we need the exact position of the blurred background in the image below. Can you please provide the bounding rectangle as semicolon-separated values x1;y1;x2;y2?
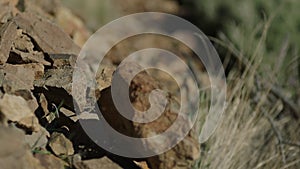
63;0;300;88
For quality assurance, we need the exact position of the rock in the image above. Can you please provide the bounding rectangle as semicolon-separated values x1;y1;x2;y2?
55;6;91;47
18;115;40;132
34;67;74;109
48;132;74;156
134;161;150;169
0;21;18;64
13;12;80;55
60;107;77;122
98;62;200;169
34;68;73;94
9;29;50;65
25;126;49;149
60;107;75;117
74;157;122;169
39;93;49;116
2;64;35;93
34;153;68;169
0;0;18;23
0;94;40;131
0;2;123;169
9;50;51;66
14;89;39;113
22;63;45;79
23;0;60;19
19;0;90;47
59;107;99;122
147;136;200;169
0;2;201;169
0;94;33;121
1;63;43;113
96;65;115;91
0;126;46;169
13;29;34;52
48;53;77;68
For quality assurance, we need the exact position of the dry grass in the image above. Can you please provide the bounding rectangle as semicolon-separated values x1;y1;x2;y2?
194;15;300;169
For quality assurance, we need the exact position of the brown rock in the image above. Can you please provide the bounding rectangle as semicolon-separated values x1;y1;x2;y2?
18;115;40;132
23;63;45;79
59;107;99;122
99;62;200;169
23;0;60;19
134;161;150;169
14;89;39;113
13;29;34;52
34;67;76;111
2;64;35;92
2;63;43;112
19;0;90;47
0;94;33;121
0;68;5;89
0;126;46;169
9;29;50;65
0;0;18;23
34;68;73;95
55;7;91;47
48;53;77;68
74;157;122;169
0;21;18;64
13;12;80;55
35;153;68;169
60;107;75;117
96;65;115;91
39;93;49;116
48;132;74;156
9;50;51;66
0;94;40;131
25;126;49;149
147;136;200;169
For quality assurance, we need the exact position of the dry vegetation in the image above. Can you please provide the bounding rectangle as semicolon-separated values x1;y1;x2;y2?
194;17;300;169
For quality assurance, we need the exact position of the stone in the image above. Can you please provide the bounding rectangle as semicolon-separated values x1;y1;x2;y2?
55;6;91;47
147;136;200;169
14;89;39;113
0;94;33;121
18;115;40;132
0;21;18;64
0;0;19;23
0;126;46;169
74;157;122;169
34;68;73;95
134;161;150;169
0;94;40;131
25;126;49;149
48;53;77;68
34;153;68;169
34;68;74;109
48;132;74;156
13;12;80;55
39;93;49;116
96;65;115;91
98;62;200;169
2;64;35;93
9;33;51;65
